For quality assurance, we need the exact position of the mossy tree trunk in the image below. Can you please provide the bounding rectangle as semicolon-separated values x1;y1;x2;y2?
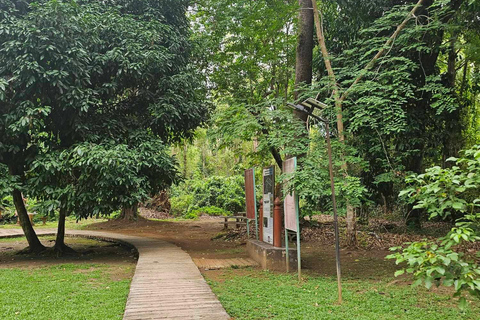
53;206;75;255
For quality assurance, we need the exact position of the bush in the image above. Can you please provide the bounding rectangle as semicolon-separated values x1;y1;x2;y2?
170;194;194;216
183;211;200;220
187;206;231;217
170;175;245;216
0;195;14;215
388;145;480;308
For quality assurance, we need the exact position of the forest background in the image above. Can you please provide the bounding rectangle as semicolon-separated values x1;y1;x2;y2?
0;0;479;304
171;0;479;227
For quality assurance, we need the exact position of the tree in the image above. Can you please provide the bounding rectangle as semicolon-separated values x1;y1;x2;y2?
309;0;478;231
193;0;298;169
294;0;314;105
190;0;479;241
0;0;208;252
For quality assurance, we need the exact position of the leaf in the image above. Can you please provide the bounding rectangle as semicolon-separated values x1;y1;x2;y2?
458;297;467;310
412;278;423;287
425;277;433;289
452;202;464;210
436;267;445;275
394;269;405;277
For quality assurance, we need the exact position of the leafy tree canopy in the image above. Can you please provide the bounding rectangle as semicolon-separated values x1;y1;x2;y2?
0;0;208;250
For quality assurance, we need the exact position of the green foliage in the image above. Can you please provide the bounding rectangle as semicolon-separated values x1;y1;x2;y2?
171;175;245;216
170;194;194;217
188;206;231;218
28;138;179;219
0;0;208;223
183;211;200;220
399;146;480;220
388;146;480;307
312;0;480;212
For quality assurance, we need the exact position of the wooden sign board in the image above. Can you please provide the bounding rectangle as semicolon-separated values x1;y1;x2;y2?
244;169;256;220
283;158;297;232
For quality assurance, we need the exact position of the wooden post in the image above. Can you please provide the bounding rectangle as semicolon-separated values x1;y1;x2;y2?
258;198;263;241
273;197;283;248
285;229;290;272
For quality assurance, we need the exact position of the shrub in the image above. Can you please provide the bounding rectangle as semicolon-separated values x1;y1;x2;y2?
187;206;231;217
170;194;194;216
183;211;200;220
170;175;245;215
388;145;480;308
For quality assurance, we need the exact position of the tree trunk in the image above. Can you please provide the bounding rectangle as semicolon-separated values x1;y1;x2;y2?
442;32;462;168
53;207;75;255
294;0;314;123
118;203;138;220
11;189;45;253
312;0;357;246
183;141;188;178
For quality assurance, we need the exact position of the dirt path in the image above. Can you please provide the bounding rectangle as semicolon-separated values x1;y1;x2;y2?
86;217;399;278
1;217;401;278
87;217;249;260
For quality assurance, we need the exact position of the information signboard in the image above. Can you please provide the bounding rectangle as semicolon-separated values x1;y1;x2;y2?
262;166;275;244
283;158;297;232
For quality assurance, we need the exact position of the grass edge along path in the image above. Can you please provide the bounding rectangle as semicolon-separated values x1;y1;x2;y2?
205;269;480;320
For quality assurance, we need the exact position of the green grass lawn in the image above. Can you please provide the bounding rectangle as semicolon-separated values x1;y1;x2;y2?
205;269;480;320
0;217;109;230
0;263;131;320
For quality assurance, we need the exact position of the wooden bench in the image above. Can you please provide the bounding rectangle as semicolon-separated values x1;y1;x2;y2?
222;212;248;229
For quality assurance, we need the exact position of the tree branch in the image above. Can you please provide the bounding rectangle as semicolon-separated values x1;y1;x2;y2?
311;0;344;142
247;109;283;169
339;0;427;102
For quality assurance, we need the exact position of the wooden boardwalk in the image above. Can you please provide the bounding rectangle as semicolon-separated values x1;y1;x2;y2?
0;228;230;320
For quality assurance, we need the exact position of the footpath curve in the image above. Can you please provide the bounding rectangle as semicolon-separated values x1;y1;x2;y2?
0;228;230;320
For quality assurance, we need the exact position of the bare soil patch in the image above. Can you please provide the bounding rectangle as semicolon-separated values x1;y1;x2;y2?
86;216;249;259
85;216;406;279
0;235;137;271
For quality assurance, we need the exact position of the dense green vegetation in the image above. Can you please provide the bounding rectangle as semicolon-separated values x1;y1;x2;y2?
388;145;480;305
170;175;246;218
185;0;480;222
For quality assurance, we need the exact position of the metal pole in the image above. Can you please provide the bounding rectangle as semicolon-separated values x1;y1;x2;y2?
253;169;259;240
294;157;301;281
324;121;343;304
296;192;301;281
285;229;290;273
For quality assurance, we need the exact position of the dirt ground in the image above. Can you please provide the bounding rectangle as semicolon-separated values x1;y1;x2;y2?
0;235;137;273
85;216;403;279
87;217;250;259
1;214;456;280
